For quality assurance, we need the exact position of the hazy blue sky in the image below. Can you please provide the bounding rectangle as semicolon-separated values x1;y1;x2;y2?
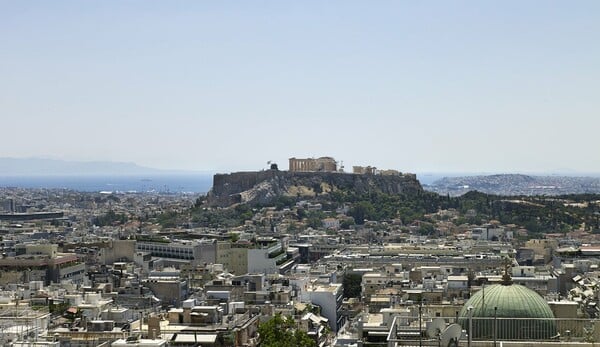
2;1;599;173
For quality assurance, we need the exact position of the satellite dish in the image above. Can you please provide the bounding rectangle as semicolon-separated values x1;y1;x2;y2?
426;318;446;338
441;323;462;347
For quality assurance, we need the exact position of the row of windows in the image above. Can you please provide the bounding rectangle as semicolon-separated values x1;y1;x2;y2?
138;245;193;254
137;244;194;260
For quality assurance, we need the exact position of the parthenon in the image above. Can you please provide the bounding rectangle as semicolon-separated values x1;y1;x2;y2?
288;157;337;172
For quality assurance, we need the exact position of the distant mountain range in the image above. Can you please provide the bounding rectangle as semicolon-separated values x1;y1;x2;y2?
0;157;167;176
426;174;600;196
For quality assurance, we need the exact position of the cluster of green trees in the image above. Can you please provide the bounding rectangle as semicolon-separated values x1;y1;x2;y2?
189;204;254;228
155;203;254;229
155;211;180;228
92;210;128;226
342;273;362;298
451;191;600;235
332;189;451;224
333;189;600;235
257;314;316;347
155;188;600;237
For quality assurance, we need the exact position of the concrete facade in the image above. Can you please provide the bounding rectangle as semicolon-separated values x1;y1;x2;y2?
136;239;216;266
99;240;136;264
310;283;344;333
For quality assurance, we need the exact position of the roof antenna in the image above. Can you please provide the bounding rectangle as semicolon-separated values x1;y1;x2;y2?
501;257;513;285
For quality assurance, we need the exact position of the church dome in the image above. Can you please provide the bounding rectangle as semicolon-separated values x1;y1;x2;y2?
458;283;556;340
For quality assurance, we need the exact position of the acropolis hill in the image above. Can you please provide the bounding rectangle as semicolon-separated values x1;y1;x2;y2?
206;158;423;207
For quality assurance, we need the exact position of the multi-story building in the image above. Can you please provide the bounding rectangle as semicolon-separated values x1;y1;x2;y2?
0;244;85;285
217;239;288;275
144;271;188;307
136;239;216;266
309;283;344;333
98;239;136;264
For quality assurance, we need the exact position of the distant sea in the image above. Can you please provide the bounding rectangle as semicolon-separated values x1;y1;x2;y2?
0;172;517;193
0;174;214;193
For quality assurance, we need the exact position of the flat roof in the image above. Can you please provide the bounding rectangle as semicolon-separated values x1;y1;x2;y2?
112;339;167;347
172;333;217;343
448;276;468;281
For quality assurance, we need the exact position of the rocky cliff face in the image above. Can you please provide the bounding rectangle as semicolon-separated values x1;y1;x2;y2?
206;170;423;207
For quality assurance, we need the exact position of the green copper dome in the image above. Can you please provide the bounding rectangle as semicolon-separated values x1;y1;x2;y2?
458;284;556;340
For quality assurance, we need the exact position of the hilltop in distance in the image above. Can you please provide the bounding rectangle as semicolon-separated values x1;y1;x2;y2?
427;173;600;196
206;157;423;207
0;157;166;176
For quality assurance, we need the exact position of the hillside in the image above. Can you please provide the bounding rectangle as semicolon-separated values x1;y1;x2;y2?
206;169;423;207
426;174;600;196
151;170;600;236
0;157;162;176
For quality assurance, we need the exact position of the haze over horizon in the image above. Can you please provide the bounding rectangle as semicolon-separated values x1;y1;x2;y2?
2;157;600;179
2;1;599;173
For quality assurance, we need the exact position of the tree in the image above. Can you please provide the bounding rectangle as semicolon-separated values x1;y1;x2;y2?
306;215;323;229
342;273;362;298
417;223;435;235
348;201;375;224
340;218;355;229
92;210;128;227
297;208;307;220
258;314;316;347
305;211;325;229
313;182;323;195
287;221;301;233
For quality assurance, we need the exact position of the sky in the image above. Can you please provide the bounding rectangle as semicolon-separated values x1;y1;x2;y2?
1;1;599;174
